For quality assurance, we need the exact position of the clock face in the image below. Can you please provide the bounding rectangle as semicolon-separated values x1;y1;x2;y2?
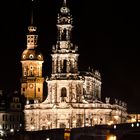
29;84;33;88
29;54;34;59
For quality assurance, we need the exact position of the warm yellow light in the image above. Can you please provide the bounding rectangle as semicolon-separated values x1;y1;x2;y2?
114;116;119;120
73;120;76;123
107;135;117;140
10;129;14;133
94;118;97;121
47;121;51;125
31;126;35;130
108;121;114;125
131;118;136;122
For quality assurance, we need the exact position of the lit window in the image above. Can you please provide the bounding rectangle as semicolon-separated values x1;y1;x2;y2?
61;87;67;102
131;123;134;127
10;129;14;133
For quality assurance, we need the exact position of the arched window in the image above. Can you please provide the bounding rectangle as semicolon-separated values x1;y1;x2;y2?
61;87;67;102
62;28;66;40
63;60;67;73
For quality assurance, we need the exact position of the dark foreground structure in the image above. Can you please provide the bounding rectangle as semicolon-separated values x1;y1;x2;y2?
71;123;140;140
2;129;65;140
1;123;140;140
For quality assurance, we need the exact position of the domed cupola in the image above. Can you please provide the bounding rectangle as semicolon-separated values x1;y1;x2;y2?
57;0;72;25
20;0;44;102
21;49;43;61
21;18;43;61
60;0;70;15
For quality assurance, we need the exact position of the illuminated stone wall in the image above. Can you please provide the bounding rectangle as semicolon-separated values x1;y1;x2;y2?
21;25;44;102
24;101;127;131
24;1;128;131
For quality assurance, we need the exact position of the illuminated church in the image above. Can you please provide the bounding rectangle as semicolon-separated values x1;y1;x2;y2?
22;0;128;131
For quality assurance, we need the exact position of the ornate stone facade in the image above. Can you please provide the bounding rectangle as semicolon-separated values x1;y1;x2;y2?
24;0;128;131
21;25;44;102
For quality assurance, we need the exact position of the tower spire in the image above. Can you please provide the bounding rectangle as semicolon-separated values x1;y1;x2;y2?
31;0;34;25
63;0;67;6
27;0;37;49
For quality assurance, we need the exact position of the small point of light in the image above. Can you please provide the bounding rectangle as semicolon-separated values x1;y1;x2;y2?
136;123;139;127
10;129;14;133
113;125;116;129
131;123;134;127
26;100;29;104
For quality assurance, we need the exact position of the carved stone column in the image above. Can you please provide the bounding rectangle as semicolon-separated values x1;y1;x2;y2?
54;58;57;73
66;59;70;73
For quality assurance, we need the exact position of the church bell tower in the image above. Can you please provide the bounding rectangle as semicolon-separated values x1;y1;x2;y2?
46;0;83;105
51;0;79;79
21;0;44;103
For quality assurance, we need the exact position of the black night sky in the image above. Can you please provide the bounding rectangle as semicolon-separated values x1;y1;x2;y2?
0;0;140;113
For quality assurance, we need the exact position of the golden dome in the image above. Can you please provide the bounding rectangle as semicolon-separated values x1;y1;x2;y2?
21;49;43;61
